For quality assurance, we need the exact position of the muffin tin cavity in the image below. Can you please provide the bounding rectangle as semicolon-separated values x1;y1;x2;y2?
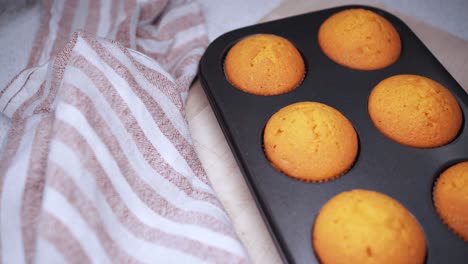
199;5;468;264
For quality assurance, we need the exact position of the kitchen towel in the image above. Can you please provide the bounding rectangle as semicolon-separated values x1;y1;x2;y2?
0;0;249;263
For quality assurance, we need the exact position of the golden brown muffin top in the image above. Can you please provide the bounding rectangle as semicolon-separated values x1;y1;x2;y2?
263;102;358;182
313;189;427;264
434;161;468;241
368;74;462;148
318;8;401;70
224;34;305;95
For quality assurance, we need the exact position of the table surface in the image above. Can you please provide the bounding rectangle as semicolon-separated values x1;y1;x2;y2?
185;1;468;263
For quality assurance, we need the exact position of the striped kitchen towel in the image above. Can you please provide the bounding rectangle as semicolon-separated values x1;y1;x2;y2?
0;0;249;263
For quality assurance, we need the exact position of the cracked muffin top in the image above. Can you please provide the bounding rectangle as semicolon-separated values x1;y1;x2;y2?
318;8;401;70
224;34;305;95
263;101;358;182
368;74;462;148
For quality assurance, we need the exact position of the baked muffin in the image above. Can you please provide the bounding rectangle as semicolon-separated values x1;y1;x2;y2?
368;74;462;148
433;161;468;240
318;8;401;70
313;189;427;264
263;102;358;182
224;34;305;95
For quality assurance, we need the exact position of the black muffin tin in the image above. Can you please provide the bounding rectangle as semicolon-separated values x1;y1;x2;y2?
198;5;468;264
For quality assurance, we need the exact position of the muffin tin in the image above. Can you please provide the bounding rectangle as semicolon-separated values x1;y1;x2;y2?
198;5;468;264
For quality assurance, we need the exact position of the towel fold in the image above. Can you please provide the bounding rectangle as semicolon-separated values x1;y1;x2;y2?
0;0;248;263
